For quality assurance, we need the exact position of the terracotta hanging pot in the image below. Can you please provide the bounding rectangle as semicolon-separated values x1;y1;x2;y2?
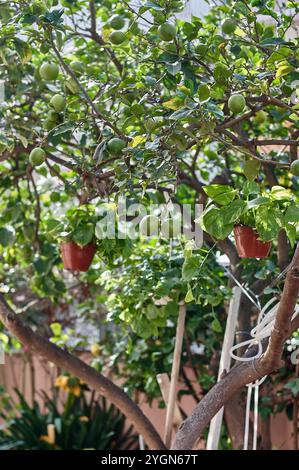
233;225;272;259
60;242;96;272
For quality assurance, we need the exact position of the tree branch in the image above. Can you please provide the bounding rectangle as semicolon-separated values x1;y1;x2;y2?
172;244;299;449
0;294;165;450
89;0;123;75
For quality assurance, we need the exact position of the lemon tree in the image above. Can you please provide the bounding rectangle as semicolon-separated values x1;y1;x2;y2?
0;0;299;450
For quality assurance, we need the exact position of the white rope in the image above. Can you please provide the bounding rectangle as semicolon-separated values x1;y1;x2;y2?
231;299;299;449
253;381;259;450
243;383;252;450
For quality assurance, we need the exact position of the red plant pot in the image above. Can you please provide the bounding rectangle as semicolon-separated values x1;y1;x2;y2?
60;242;96;272
233;225;272;259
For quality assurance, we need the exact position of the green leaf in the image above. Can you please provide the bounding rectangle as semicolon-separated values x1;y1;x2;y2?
41;9;64;25
284;378;299;396
203;185;237;205
50;322;62;336
211;318;222;333
221;199;247;224
284;205;299;223
270;186;292;200
276;65;294;79
48;121;76;138
185;287;194;303
247;196;269;210
0;227;15;247
182;257;200;282
267;47;293;64
200;206;233;240
33;258;52;275
169;108;193;120
255;206;283;241
243;159;261;181
72;223;94;247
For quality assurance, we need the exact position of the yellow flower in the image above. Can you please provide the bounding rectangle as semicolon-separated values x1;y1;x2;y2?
40;424;56;445
69;385;81;397
55;375;69;390
79;416;89;423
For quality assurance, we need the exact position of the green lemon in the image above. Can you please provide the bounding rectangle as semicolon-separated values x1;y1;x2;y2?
110;15;125;30
290;160;299;176
198;84;210;101
228;94;246;114
253;110;267;124
221;19;236;35
140;215;159;237
50;94;66;112
29;147;46;166
39;62;59;81
107;137;126;154
157;23;176;42
243;159;261;181
213;62;231;84
109;31;126;45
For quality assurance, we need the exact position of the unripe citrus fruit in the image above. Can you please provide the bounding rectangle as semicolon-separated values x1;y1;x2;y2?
221;19;236;35
158;23;176;42
29;147;46;166
110;15;125;30
213;62;231;84
290;160;299;176
50;94;66;112
253;110;267;124
39;62;59;81
107;137;126;154
198;84;210;101
109;31;126;45
140;215;159;237
228;94;246;114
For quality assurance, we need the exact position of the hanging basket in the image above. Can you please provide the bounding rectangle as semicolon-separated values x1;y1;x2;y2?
233;225;271;259
60;242;96;272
